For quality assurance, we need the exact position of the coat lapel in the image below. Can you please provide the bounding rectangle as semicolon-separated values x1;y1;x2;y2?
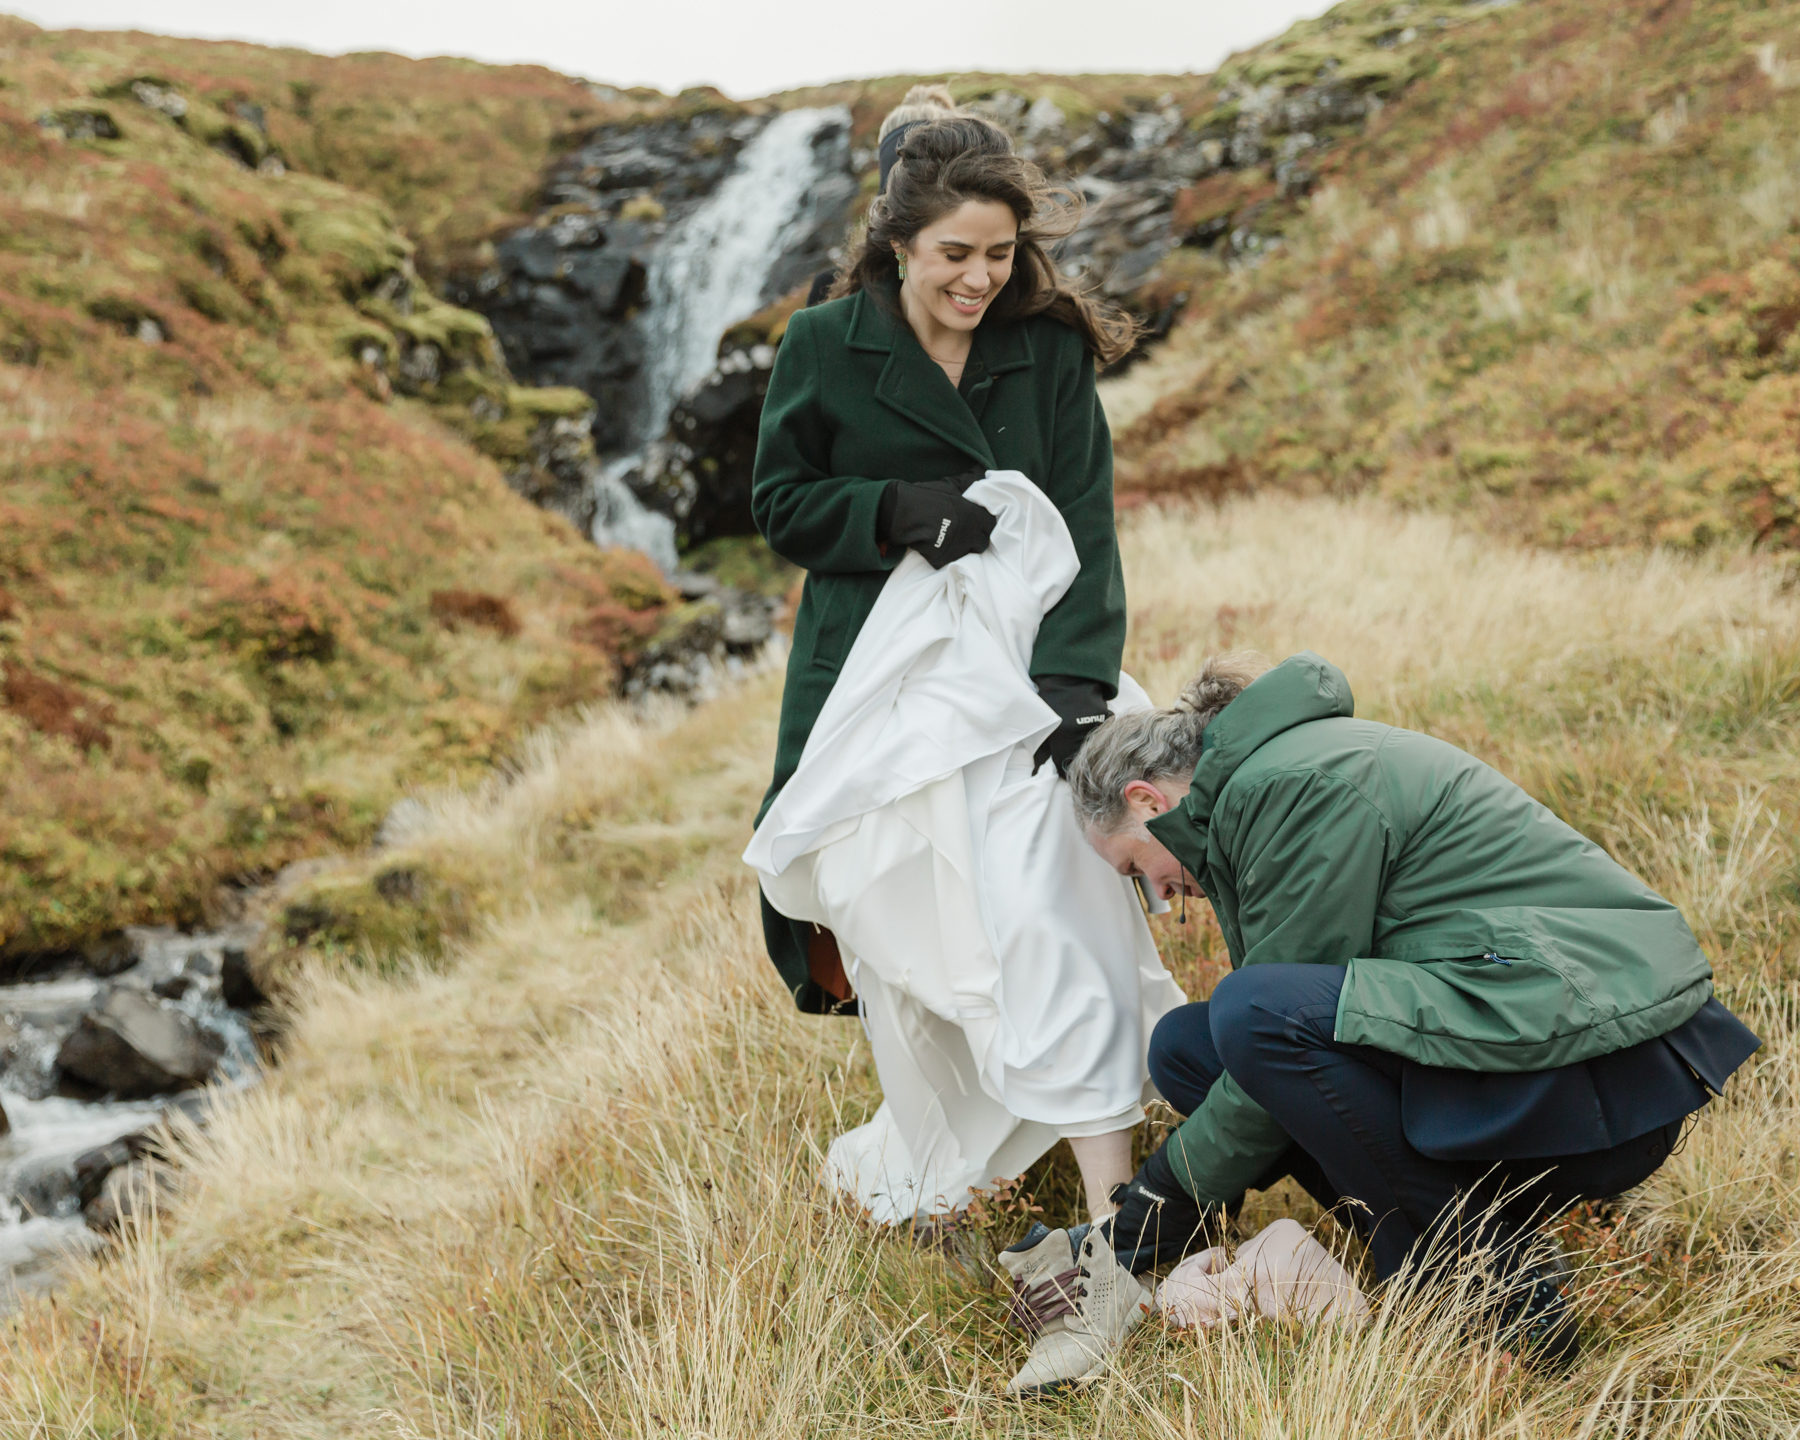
846;288;1033;470
962;319;1034;422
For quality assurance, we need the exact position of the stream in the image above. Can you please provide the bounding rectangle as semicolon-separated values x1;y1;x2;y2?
0;925;262;1307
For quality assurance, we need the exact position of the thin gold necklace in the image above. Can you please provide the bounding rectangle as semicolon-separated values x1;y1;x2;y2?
924;344;969;374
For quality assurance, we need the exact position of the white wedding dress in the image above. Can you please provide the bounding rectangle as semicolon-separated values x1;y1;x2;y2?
744;471;1184;1223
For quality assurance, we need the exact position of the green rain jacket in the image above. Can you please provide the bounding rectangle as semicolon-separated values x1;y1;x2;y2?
1145;652;1715;1205
749;287;1127;1006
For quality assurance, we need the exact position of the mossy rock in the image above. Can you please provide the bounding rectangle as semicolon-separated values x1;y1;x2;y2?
333;320;394;363
640;598;723;655
40;106;123;142
680;535;798;598
283;195;412;297
270;855;483;971
719;286;807;352
365;293;495;364
505;385;594;420
1035;84;1101;132
430;369;507;409
600;553;675;611
179;100;270;167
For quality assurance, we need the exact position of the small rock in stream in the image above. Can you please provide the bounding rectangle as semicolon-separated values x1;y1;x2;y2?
219;946;267;1010
79;931;138;978
73;1133;154;1209
55;989;225;1098
84;1161;175;1232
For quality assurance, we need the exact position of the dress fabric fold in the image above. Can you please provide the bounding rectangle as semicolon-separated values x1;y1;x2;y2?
744;470;1185;1223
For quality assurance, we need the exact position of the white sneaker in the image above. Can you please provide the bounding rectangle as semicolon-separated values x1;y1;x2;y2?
999;1222;1152;1395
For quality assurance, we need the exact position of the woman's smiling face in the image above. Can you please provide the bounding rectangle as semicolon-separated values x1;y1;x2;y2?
898;199;1018;332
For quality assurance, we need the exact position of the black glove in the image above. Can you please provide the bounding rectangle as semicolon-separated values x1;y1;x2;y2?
1032;675;1112;778
877;473;995;569
1101;1143;1219;1274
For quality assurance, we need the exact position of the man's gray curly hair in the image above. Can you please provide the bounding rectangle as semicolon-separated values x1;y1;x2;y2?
1067;651;1272;834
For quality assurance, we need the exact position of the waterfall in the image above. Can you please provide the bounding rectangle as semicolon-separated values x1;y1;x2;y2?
636;106;849;445
592;453;679;574
588;105;850;569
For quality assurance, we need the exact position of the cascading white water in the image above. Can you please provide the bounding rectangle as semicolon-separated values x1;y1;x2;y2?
587;105;850;571
637;106;849;446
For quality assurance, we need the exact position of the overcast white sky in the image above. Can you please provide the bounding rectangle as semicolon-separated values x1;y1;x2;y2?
10;1;1332;98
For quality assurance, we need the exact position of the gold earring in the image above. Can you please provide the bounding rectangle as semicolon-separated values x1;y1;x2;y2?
895;251;907;281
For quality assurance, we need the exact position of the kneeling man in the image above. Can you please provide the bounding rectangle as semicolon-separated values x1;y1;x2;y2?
999;650;1759;1392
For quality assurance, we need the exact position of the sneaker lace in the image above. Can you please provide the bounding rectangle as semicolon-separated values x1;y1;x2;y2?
1007;1264;1088;1336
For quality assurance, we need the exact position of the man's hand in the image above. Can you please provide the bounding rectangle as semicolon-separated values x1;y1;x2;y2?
878;473;996;569
1032;675;1112;778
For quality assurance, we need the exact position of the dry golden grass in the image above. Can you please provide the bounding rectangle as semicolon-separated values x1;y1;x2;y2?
1;495;1797;1437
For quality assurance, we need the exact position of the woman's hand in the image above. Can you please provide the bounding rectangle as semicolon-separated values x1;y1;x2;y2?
1033;675;1112;778
877;475;996;568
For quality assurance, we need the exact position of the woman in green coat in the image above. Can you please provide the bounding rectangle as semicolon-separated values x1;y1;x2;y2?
749;113;1162;1222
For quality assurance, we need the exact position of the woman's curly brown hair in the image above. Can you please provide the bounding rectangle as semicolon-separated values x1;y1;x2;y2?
829;114;1140;366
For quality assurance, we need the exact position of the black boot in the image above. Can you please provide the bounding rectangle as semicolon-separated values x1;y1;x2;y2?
1485;1246;1581;1372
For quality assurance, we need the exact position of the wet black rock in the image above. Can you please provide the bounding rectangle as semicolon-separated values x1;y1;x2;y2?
74;1133;156;1209
626;340;775;545
219;945;267;1010
151;973;194;1000
80;931;139;977
56;989;225;1098
449;114;754;452
84;1160;176;1232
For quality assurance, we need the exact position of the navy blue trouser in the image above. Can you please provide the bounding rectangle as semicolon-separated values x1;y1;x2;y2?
1149;965;1682;1281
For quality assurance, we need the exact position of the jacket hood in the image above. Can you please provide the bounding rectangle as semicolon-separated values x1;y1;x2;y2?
1146;651;1353;861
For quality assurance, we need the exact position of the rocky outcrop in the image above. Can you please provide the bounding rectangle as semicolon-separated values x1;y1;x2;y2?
56;988;225;1098
619;571;783;702
626;335;779;545
449;108;856;455
1008;74;1388;322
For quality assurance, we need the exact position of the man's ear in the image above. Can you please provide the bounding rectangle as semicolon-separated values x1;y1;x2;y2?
1122;779;1168;818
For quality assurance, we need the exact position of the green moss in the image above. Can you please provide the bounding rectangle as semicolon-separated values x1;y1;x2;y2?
178;100;270;166
270;857;475;971
371;292;495;365
643;598;722;652
333;319;395;363
505;385;593;420
283;193;411;296
681;535;799;598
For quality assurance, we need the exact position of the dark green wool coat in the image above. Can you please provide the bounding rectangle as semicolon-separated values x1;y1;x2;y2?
1147;652;1715;1205
751;286;1127;1008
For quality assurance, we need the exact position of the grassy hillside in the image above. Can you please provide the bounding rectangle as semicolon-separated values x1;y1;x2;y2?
0;16;655;278
0;16;677;956
3;494;1793;1436
1109;0;1800;552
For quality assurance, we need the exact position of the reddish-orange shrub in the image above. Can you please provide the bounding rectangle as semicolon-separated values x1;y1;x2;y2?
430;590;521;637
1;666;114;752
